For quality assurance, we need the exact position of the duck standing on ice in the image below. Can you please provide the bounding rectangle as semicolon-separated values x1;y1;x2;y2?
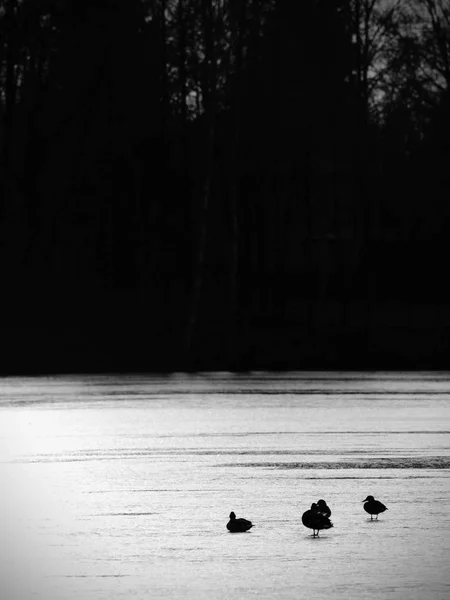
302;503;333;537
363;495;388;520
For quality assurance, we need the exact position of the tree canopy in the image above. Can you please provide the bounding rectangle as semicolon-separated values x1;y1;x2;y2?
1;0;449;372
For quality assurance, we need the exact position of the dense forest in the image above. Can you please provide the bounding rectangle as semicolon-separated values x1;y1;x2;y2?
0;0;449;373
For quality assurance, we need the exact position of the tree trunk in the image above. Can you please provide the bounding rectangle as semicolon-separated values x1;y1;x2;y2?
351;0;372;334
178;0;188;130
160;0;169;132
226;0;247;366
3;0;19;168
185;0;216;362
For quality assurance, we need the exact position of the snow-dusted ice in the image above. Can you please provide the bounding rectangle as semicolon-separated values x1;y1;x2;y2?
1;372;449;600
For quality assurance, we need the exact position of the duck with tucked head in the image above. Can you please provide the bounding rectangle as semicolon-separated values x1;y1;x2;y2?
302;503;333;537
227;511;253;532
317;499;331;518
363;495;388;520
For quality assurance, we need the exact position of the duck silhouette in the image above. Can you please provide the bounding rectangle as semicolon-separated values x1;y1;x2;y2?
226;511;253;532
302;503;333;537
363;495;388;520
317;499;331;518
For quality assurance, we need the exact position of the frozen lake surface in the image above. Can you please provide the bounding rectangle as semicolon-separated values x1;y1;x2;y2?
1;372;450;600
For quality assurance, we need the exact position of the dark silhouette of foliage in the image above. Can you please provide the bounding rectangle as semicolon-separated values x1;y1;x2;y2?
0;0;449;373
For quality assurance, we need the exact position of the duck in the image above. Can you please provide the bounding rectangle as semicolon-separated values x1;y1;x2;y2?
226;511;253;532
363;495;388;520
302;503;333;537
317;499;331;518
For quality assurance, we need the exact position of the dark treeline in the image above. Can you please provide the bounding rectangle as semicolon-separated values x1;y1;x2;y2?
1;0;449;373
